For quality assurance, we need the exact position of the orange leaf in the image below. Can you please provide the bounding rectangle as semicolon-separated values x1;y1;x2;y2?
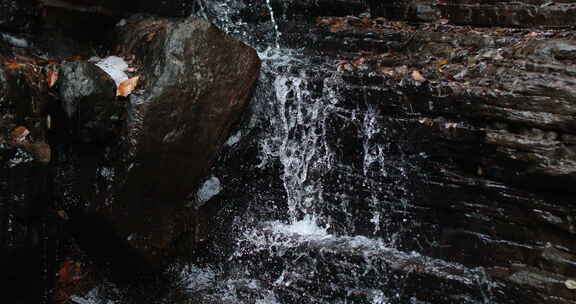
411;70;426;82
47;68;59;88
145;31;157;42
4;62;24;70
116;75;140;97
11;126;30;143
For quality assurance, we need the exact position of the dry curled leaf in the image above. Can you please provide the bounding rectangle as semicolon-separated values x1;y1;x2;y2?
145;31;157;41
411;70;426;82
47;68;59;88
11;126;30;143
117;75;140;97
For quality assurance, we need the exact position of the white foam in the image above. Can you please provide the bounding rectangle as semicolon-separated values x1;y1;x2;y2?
225;130;242;146
197;176;222;205
271;216;329;238
70;287;114;304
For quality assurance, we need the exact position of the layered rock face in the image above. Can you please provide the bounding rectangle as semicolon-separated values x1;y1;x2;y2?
238;0;576;303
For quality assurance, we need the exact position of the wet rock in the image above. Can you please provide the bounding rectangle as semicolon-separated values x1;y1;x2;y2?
243;0;368;21
0;0;40;33
274;10;576;303
136;0;196;17
373;0;576;27
93;17;261;263
41;0;196;17
0;56;56;303
57;61;123;143
230;228;550;304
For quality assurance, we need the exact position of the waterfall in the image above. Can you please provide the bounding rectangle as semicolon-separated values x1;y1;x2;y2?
69;1;503;303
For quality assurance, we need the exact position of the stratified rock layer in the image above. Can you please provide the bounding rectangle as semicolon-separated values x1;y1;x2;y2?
234;0;576;303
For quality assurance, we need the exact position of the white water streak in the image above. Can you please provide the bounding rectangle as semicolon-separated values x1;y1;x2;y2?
265;0;281;48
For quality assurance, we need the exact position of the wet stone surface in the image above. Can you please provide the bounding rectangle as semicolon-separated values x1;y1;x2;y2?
0;0;40;33
212;1;576;303
1;0;576;303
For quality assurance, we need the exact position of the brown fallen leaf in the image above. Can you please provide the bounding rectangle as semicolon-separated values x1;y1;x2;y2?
11;126;30;143
117;75;140;97
411;70;426;82
4;61;24;70
436;59;449;67
145;31;156;41
47;68;59;88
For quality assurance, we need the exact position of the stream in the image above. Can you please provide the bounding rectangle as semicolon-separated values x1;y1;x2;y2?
71;1;517;304
175;2;491;303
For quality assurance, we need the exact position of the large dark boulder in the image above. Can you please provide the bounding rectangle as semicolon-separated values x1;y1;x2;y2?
102;17;261;263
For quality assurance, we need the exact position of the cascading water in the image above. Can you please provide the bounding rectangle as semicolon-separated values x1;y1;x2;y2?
73;1;499;303
165;2;489;304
